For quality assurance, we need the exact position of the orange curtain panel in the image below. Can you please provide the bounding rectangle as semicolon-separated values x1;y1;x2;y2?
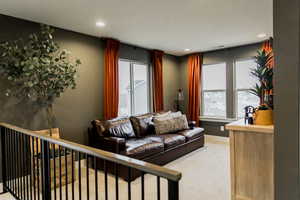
152;50;164;112
103;39;120;120
188;53;202;125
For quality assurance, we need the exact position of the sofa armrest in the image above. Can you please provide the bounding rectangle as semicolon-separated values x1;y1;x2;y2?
188;121;196;129
94;137;126;154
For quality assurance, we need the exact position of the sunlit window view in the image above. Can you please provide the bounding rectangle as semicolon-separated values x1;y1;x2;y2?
118;60;149;117
235;59;260;118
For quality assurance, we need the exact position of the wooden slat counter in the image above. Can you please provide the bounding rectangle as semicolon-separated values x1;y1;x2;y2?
226;120;274;200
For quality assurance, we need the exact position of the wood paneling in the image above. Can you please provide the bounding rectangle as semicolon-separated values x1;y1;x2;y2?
227;120;274;200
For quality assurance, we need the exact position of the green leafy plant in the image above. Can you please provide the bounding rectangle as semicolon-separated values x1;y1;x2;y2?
0;24;81;135
250;50;273;108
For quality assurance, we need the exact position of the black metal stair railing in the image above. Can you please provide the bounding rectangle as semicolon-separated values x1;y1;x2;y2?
0;123;181;200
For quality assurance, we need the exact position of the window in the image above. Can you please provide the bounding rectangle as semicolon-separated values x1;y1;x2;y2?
202;63;227;118
118;60;150;117
235;59;260;118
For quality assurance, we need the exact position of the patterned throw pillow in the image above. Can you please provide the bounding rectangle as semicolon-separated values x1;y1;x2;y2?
103;118;136;138
130;113;154;137
153;114;189;135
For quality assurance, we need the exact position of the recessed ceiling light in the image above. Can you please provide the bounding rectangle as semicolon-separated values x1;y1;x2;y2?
257;33;267;38
184;49;191;52
96;21;106;27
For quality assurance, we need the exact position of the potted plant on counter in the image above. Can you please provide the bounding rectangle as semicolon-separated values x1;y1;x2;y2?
0;24;81;136
250;50;274;125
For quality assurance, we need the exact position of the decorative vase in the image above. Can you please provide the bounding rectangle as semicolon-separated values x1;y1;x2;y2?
254;110;273;125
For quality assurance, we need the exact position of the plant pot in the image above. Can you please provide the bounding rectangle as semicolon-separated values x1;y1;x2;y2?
254;110;273;125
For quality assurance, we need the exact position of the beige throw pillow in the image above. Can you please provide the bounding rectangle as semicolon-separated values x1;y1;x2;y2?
153;114;189;135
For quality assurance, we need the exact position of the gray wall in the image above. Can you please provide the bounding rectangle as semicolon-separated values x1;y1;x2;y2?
163;54;181;111
274;0;300;199
178;43;262;136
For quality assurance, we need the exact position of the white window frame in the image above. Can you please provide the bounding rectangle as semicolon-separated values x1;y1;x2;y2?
119;59;151;116
234;57;258;118
201;62;227;119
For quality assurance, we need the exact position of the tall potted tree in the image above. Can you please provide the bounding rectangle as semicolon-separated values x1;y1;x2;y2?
0;24;81;135
250;50;273;125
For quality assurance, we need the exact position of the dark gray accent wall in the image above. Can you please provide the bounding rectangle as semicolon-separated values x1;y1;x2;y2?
119;43;151;64
274;0;300;199
200;120;229;137
0;14;182;182
163;54;181;111
179;43;262;137
0;14;180;143
0;15;105;145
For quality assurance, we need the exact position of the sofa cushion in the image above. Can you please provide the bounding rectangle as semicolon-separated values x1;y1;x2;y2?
103;118;136;138
148;134;186;150
124;138;164;159
153;115;189;135
130;113;155;137
177;127;205;141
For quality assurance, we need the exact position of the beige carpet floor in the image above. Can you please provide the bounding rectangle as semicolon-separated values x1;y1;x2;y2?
0;135;230;200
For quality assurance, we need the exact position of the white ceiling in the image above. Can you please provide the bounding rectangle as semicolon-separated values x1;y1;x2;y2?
0;0;273;56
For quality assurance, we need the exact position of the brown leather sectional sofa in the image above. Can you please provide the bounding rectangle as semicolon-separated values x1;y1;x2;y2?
88;112;205;181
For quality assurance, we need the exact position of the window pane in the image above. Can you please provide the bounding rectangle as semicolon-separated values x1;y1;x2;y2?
118;60;131;117
203;91;226;117
235;59;258;89
133;63;149;115
202;63;226;90
237;90;259;118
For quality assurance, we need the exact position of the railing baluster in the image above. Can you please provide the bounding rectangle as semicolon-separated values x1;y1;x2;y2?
16;131;20;198
71;150;74;200
3;128;12;190
86;154;90;200
29;136;33;200
59;146;62;200
9;129;13;193
141;172;145;200
168;180;179;200
78;152;82;200
128;168;131;200
104;160;108;200
48;143;51;199
157;177;161;200
6;128;10;191
23;135;29;200
20;132;24;199
94;157;98;200
36;138;40;200
115;164;119;200
32;137;37;200
41;140;51;200
65;148;69;200
10;130;15;194
52;143;57;200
